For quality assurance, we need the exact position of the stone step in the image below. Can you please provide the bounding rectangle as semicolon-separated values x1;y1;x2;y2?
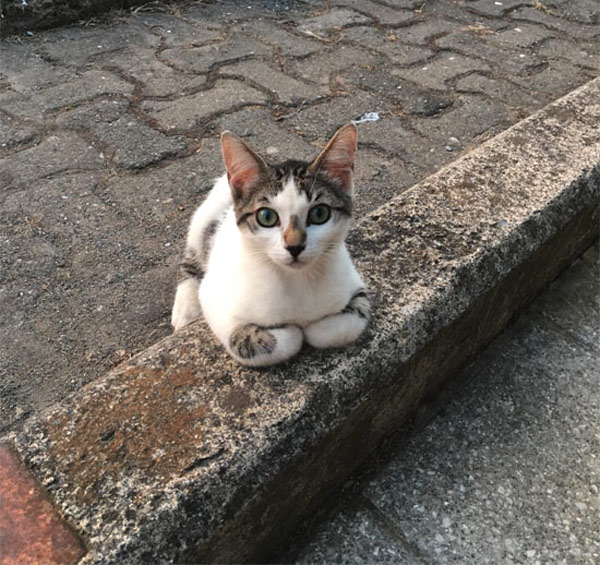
1;78;598;563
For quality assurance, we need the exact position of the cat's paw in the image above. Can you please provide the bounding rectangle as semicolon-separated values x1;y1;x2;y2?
171;279;202;330
304;290;370;348
228;323;303;367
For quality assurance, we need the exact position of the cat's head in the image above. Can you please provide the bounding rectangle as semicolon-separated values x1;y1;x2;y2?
220;124;357;271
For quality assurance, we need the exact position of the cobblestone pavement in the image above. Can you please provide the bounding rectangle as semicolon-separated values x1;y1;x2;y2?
1;0;598;432
288;243;599;564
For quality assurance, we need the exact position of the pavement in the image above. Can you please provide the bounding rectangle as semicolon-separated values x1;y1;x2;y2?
287;242;599;564
0;0;598;562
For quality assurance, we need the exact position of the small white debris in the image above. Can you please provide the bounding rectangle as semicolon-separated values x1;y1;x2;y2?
265;146;279;155
165;242;171;247
515;27;523;32
353;111;380;124
495;2;503;5
519;54;526;58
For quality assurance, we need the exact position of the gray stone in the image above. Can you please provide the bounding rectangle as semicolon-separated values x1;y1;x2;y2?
391;54;491;91
298;8;372;35
290;44;380;88
467;0;534;18
57;100;188;169
0;133;105;190
509;6;600;39
333;0;416;26
141;80;268;131
341;26;433;66
0;70;134;119
161;36;272;75
37;21;160;68
219;60;326;105
210;108;316;162
536;38;600;71
455;74;541;110
233;19;322;57
94;47;207;98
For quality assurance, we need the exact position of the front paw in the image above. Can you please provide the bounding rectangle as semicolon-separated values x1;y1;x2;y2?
171;279;202;330
228;324;303;367
305;290;370;349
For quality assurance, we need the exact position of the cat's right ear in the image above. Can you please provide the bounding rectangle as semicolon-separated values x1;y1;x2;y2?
221;132;267;198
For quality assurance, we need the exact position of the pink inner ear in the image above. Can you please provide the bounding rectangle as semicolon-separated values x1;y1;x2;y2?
221;133;263;194
318;125;357;191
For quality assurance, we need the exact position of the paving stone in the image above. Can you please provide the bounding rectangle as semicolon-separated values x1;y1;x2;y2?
392;53;491;90
0;133;105;190
160;36;272;74
57;100;188;169
510;58;596;96
435;30;541;78
533;0;600;24
341;26;433;66
37;21;160;68
298;8;372;35
385;17;458;45
233;19;322;57
184;0;310;25
0;115;37;153
289;45;380;88
141;80;268;131
411;95;513;153
283;90;387;140
219;60;325;104
466;0;531;18
95;47;207;97
0;45;77;93
487;22;558;50
536;37;600;71
102;143;221;224
351;148;427;216
0;70;134;119
332;0;416;26
130;12;224;48
509;6;600;39
334;65;454;116
455;74;540;110
209;108;316;162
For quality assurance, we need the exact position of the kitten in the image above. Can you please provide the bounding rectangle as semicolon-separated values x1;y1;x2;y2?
171;123;370;366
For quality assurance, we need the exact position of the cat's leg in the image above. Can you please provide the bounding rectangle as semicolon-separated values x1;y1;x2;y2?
304;289;370;349
227;323;304;367
171;249;202;330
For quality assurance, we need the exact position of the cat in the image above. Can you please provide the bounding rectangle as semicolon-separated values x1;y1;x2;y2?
171;123;370;366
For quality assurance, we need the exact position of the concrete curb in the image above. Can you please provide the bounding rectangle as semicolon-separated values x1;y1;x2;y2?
2;78;599;563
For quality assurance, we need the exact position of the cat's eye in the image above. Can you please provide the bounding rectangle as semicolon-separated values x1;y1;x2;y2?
308;204;331;225
256;207;279;228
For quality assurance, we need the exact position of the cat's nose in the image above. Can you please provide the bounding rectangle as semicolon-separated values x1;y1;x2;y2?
286;245;305;259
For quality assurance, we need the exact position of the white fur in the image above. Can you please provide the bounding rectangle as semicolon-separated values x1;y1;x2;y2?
172;174;367;366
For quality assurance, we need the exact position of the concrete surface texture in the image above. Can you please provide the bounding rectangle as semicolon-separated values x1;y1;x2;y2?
1;0;599;435
4;79;598;562
291;243;599;565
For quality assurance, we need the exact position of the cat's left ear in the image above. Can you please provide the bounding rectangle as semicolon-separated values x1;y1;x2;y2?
308;123;357;192
221;131;268;198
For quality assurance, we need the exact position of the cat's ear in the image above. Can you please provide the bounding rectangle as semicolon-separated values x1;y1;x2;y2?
221;132;267;197
308;123;357;192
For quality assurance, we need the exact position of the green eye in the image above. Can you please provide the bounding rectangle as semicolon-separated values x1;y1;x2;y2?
308;204;331;225
256;207;279;228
